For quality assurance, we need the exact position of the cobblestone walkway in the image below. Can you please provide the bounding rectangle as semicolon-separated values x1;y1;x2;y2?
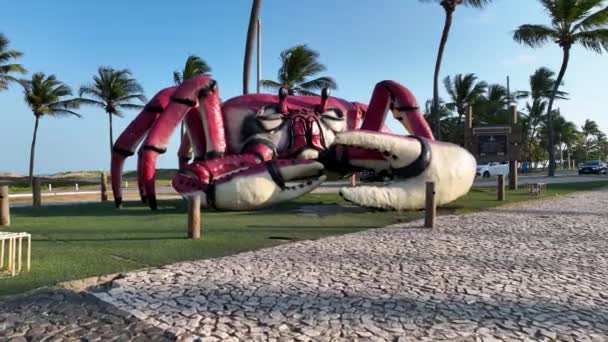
88;190;608;341
2;191;608;341
0;289;172;341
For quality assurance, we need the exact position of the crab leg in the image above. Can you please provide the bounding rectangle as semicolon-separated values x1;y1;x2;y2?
177;106;208;169
110;86;176;208
140;76;224;210
360;80;434;140
177;131;192;170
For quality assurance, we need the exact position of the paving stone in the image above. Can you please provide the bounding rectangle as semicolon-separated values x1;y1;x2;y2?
4;190;608;340
0;289;173;340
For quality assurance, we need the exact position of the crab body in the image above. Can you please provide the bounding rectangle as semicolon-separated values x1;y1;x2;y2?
111;76;476;211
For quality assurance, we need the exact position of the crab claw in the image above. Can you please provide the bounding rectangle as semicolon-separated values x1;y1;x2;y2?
173;160;326;210
332;131;476;210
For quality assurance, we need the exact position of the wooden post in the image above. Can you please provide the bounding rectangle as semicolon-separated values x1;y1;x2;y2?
187;195;201;240
464;105;473;153
8;237;14;275
509;105;519;190
27;234;31;271
465;105;473;129
350;174;357;187
32;177;41;208
48;184;52;192
0;239;4;270
424;182;436;228
101;172;108;202
497;175;506;201
17;236;22;272
0;186;9;226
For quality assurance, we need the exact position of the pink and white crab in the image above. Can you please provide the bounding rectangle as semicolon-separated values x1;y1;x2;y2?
111;75;476;211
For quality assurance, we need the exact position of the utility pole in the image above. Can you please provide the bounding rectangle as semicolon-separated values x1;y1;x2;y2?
506;76;511;106
257;19;262;93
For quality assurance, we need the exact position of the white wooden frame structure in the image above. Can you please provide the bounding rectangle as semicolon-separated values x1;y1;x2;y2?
0;232;31;277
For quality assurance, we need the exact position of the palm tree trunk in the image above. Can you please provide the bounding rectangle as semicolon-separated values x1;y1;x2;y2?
243;0;262;95
29;116;40;185
559;143;564;169
432;6;454;140
545;47;570;177
109;113;114;158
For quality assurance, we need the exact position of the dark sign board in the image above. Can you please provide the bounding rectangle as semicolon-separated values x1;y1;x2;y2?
478;135;508;157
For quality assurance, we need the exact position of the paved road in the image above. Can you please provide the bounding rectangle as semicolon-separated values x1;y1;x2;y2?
10;171;608;207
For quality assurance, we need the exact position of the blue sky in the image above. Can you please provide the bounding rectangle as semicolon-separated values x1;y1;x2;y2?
2;0;607;174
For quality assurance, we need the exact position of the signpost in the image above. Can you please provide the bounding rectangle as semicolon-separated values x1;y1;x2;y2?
464;105;522;190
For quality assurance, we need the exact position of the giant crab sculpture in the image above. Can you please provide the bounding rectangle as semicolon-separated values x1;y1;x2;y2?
111;75;476;211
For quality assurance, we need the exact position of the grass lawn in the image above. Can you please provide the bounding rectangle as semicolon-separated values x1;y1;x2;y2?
1;181;607;297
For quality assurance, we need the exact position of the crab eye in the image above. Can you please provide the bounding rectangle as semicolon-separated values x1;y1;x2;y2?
320;108;346;132
257;106;285;132
320;108;344;121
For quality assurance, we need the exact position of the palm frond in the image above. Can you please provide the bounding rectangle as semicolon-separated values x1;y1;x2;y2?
77;98;106;108
298;77;337;92
574;29;608;53
173;71;182;85
260;79;284;90
79;66;146;113
0;33;26;92
462;0;494;9
0;63;26;74
21;72;81;118
574;3;608;30
294;88;319;96
266;45;337;94
118;103;145;110
513;24;558;48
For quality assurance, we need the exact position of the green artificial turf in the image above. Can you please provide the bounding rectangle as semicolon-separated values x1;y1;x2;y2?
1;181;607;297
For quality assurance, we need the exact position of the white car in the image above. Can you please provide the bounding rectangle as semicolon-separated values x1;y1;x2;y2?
476;162;509;178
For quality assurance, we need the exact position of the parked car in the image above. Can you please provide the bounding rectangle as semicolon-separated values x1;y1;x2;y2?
359;170;393;182
476;162;509;178
578;160;607;175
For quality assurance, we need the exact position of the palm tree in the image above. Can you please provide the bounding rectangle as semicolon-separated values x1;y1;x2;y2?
423;98;458;141
260;45;337;96
443;73;487;121
21;73;80;182
560;120;581;168
473;84;510;124
0;33;26;91
550;111;578;168
514;67;569;101
79;67;146;160
174;55;212;85
243;0;262;94
581;119;601;159
174;55;212;136
422;0;494;139
513;0;608;176
594;131;608;160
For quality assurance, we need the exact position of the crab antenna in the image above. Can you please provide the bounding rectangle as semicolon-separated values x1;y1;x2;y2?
278;87;289;113
316;87;330;113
